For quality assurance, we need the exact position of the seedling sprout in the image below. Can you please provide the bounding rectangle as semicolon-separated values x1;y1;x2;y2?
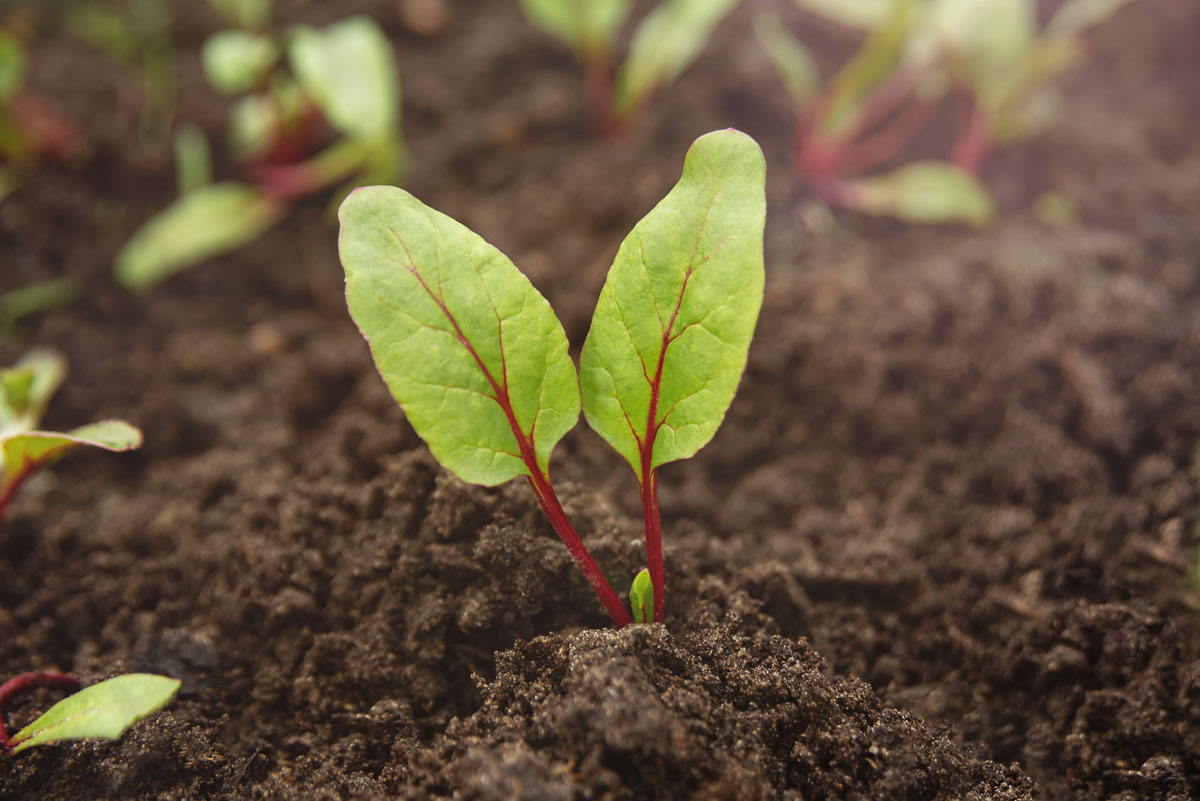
757;0;1136;223
339;129;765;626
0;349;142;522
115;11;405;289
520;0;739;135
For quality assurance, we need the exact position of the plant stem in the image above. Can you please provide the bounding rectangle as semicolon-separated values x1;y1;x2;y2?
837;98;937;175
639;468;664;623
0;671;80;751
526;473;631;628
951;96;991;174
402;256;631;628
0;466;35;524
584;51;622;140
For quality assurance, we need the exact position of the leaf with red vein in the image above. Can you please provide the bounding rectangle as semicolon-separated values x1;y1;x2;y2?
579;129;766;482
339;186;581;487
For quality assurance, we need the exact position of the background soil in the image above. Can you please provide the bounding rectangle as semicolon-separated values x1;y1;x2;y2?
1;0;1198;799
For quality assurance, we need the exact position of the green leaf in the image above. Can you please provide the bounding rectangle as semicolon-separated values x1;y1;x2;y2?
228;93;278;160
173;124;212;194
912;0;1036;112
579;130;765;483
9;674;180;755
791;0;894;29
613;0;739;117
0;31;25;102
0;280;79;341
114;183;286;289
289;17;399;141
202;29;279;95
519;0;631;58
1;420;143;481
0;348;66;434
843;161;995;225
629;567;653;623
338;186;581;486
822;0;915;136
206;0;273;30
754;13;820;107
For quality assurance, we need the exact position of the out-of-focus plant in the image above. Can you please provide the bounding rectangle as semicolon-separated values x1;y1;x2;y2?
0;23;79;202
756;0;1136;224
64;0;176;142
520;0;739;136
0;349;142;521
115;8;404;289
0;278;79;343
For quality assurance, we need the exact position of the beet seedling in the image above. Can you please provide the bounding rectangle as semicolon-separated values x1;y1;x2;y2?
115;12;404;289
0;672;180;754
339;129;764;626
0;27;78;202
757;0;1135;223
0;349;142;522
520;0;739;136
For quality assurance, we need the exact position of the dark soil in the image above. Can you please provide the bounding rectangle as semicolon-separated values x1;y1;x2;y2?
2;0;1199;799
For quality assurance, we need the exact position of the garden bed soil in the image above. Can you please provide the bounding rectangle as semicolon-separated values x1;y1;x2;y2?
1;1;1199;798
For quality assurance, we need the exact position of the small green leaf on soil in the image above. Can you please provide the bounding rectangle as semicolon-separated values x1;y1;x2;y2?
630;567;653;623
0;348;66;431
9;674;180;755
289;17;399;141
339;185;581;486
580;129;766;482
519;0;631;58
613;0;739;116
844;161;996;225
1;420;143;480
754;13;820;106
115;183;285;289
202;30;279;95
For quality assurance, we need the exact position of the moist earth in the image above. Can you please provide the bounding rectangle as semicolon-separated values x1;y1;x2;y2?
1;1;1198;799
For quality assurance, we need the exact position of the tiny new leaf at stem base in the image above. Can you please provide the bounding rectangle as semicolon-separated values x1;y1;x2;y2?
580;129;766;623
7;674;180;754
630;568;653;624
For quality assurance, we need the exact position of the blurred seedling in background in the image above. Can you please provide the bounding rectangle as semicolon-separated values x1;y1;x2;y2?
756;0;1136;224
114;1;404;290
339;129;765;627
64;0;176;143
0;349;142;522
520;0;739;136
1;673;179;755
0;15;79;202
0;278;80;344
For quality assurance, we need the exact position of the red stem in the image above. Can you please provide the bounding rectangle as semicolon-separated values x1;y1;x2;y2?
395;257;630;627
525;473;631;627
584;51;623;140
0;466;36;524
828;63;924;150
837;98;938;175
639;467;663;623
0;671;80;751
951;95;991;174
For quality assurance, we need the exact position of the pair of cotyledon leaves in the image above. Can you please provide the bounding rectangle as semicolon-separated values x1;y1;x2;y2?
339;129;765;489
